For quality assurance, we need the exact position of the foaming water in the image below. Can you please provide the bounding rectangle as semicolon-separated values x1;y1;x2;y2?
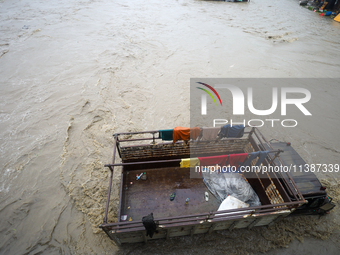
0;0;340;254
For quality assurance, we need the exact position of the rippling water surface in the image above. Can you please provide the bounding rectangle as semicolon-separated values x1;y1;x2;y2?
1;0;340;254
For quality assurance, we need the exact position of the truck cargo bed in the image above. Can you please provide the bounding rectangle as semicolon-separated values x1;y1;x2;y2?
100;127;307;245
121;167;220;221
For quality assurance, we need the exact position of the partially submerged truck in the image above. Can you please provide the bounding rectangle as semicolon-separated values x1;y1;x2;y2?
99;127;335;245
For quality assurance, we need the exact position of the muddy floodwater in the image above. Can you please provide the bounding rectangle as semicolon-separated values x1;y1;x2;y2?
1;0;340;254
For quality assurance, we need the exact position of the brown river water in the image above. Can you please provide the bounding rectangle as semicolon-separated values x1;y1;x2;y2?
1;0;340;254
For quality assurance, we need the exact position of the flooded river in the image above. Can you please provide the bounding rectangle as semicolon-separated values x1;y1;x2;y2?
1;0;340;254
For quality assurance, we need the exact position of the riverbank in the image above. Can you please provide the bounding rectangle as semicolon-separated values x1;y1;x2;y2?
300;0;340;21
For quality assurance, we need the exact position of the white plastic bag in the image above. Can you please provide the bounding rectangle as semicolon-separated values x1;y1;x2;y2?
202;171;261;207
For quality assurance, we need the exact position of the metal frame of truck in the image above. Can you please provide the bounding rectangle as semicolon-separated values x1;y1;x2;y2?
99;127;333;245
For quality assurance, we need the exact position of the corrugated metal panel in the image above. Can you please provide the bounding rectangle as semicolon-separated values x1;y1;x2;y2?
266;183;284;205
120;139;250;162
